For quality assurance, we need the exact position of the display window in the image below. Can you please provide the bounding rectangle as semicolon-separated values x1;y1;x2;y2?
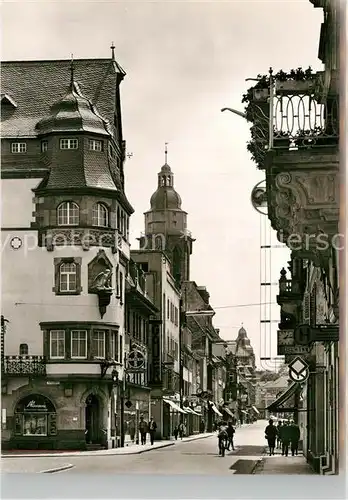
14;394;57;437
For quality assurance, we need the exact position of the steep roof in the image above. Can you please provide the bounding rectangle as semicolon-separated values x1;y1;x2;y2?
1;58;123;139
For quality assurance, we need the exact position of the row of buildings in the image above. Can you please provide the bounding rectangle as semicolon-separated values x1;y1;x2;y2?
1;51;257;450
240;0;340;474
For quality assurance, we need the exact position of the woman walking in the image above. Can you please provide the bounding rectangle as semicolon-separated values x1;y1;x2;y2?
264;419;277;456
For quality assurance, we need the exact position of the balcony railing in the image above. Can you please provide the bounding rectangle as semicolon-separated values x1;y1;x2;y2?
2;355;46;376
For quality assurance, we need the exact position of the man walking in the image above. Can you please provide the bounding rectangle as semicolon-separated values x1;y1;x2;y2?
139;416;147;445
226;422;235;451
276;420;283;449
264;419;277;456
290;420;301;456
281;421;291;457
148;416;157;445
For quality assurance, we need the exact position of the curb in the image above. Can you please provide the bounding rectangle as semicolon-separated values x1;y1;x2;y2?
1;442;175;458
179;433;215;443
39;464;74;474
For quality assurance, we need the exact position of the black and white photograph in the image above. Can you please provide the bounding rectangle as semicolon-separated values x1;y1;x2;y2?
0;0;345;497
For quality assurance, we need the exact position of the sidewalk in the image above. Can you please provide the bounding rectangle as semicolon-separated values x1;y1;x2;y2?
1;432;215;459
254;454;316;475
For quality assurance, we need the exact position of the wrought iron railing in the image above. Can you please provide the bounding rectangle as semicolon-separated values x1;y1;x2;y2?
246;71;339;167
2;355;46;376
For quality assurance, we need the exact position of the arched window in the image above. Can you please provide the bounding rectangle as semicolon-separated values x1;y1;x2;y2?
19;343;28;355
92;203;109;227
59;262;77;292
57;201;79;226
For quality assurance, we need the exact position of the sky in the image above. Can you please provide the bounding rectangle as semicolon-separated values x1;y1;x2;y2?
2;0;324;369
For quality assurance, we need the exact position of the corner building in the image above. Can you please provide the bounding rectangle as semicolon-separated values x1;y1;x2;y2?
1;54;134;450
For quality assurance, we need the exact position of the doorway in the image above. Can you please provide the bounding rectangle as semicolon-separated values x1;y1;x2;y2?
85;394;101;444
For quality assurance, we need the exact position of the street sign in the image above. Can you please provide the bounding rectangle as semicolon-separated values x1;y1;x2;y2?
294;324;339;345
288;356;309;383
278;345;311;355
127;350;145;371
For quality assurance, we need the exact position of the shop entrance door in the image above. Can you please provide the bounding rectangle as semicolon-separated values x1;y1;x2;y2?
85;394;100;444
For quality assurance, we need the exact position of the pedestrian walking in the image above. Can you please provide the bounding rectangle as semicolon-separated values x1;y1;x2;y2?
281;421;291;456
217;421;228;457
148;416;157;445
276;420;283;449
139;416;147;445
289;420;300;456
264;419;277;456
173;426;179;440
178;421;185;440
226;422;235;451
129;419;135;443
199;419;205;434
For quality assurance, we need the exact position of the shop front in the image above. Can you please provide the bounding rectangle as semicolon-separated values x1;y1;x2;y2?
122;386;150;444
163;397;187;438
11;394;57;450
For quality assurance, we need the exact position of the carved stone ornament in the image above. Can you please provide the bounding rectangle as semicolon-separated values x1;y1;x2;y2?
88;250;114;318
269;169;339;263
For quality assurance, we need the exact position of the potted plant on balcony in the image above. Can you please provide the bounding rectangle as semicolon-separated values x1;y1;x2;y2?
242;74;270;123
275;67;316;94
273;130;291;149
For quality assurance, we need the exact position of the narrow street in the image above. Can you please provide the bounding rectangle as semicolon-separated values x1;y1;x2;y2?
1;420;304;475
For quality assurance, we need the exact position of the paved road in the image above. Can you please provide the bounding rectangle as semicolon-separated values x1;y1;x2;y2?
2;420;267;475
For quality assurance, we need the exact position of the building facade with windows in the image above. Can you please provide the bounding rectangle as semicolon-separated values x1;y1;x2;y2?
1;53;134;450
130;249;182;439
241;0;340;474
123;258;158;442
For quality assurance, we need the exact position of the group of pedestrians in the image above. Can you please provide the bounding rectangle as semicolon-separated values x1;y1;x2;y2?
264;419;300;457
136;416;157;445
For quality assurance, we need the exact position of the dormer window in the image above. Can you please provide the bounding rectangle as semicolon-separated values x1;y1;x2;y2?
92;203;108;227
57;201;79;226
11;142;27;153
89;139;103;152
41;140;48;153
60;138;78;150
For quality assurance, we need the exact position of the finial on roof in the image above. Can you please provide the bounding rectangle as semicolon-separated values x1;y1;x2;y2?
110;41;115;60
165;142;168;164
70;54;74;89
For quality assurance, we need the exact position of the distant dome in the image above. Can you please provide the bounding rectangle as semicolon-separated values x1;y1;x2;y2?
150;163;182;210
36;83;109;136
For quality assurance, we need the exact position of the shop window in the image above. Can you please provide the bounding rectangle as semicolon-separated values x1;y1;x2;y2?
19;343;28;355
92;202;109;227
53;257;82;295
57;201;80;226
14;394;57;438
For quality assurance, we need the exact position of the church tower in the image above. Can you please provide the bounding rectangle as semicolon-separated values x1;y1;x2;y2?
139;147;194;284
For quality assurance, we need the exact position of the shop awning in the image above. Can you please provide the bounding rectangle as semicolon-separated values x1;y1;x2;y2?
223;407;234;418
163;398;187;414
266;382;298;412
184;407;201;416
209;401;223;417
252;406;260;415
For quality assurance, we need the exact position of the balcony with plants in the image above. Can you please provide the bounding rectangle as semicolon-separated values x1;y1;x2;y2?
243;67;339;262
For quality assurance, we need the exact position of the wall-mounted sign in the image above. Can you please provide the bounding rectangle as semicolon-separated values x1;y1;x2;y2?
288;356;309;383
16;394;56;414
127;350;145;371
277;330;295;346
148;320;162;385
278;345;311;355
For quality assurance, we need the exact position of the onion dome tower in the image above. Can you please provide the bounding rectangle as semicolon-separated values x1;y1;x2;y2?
139;144;194;284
